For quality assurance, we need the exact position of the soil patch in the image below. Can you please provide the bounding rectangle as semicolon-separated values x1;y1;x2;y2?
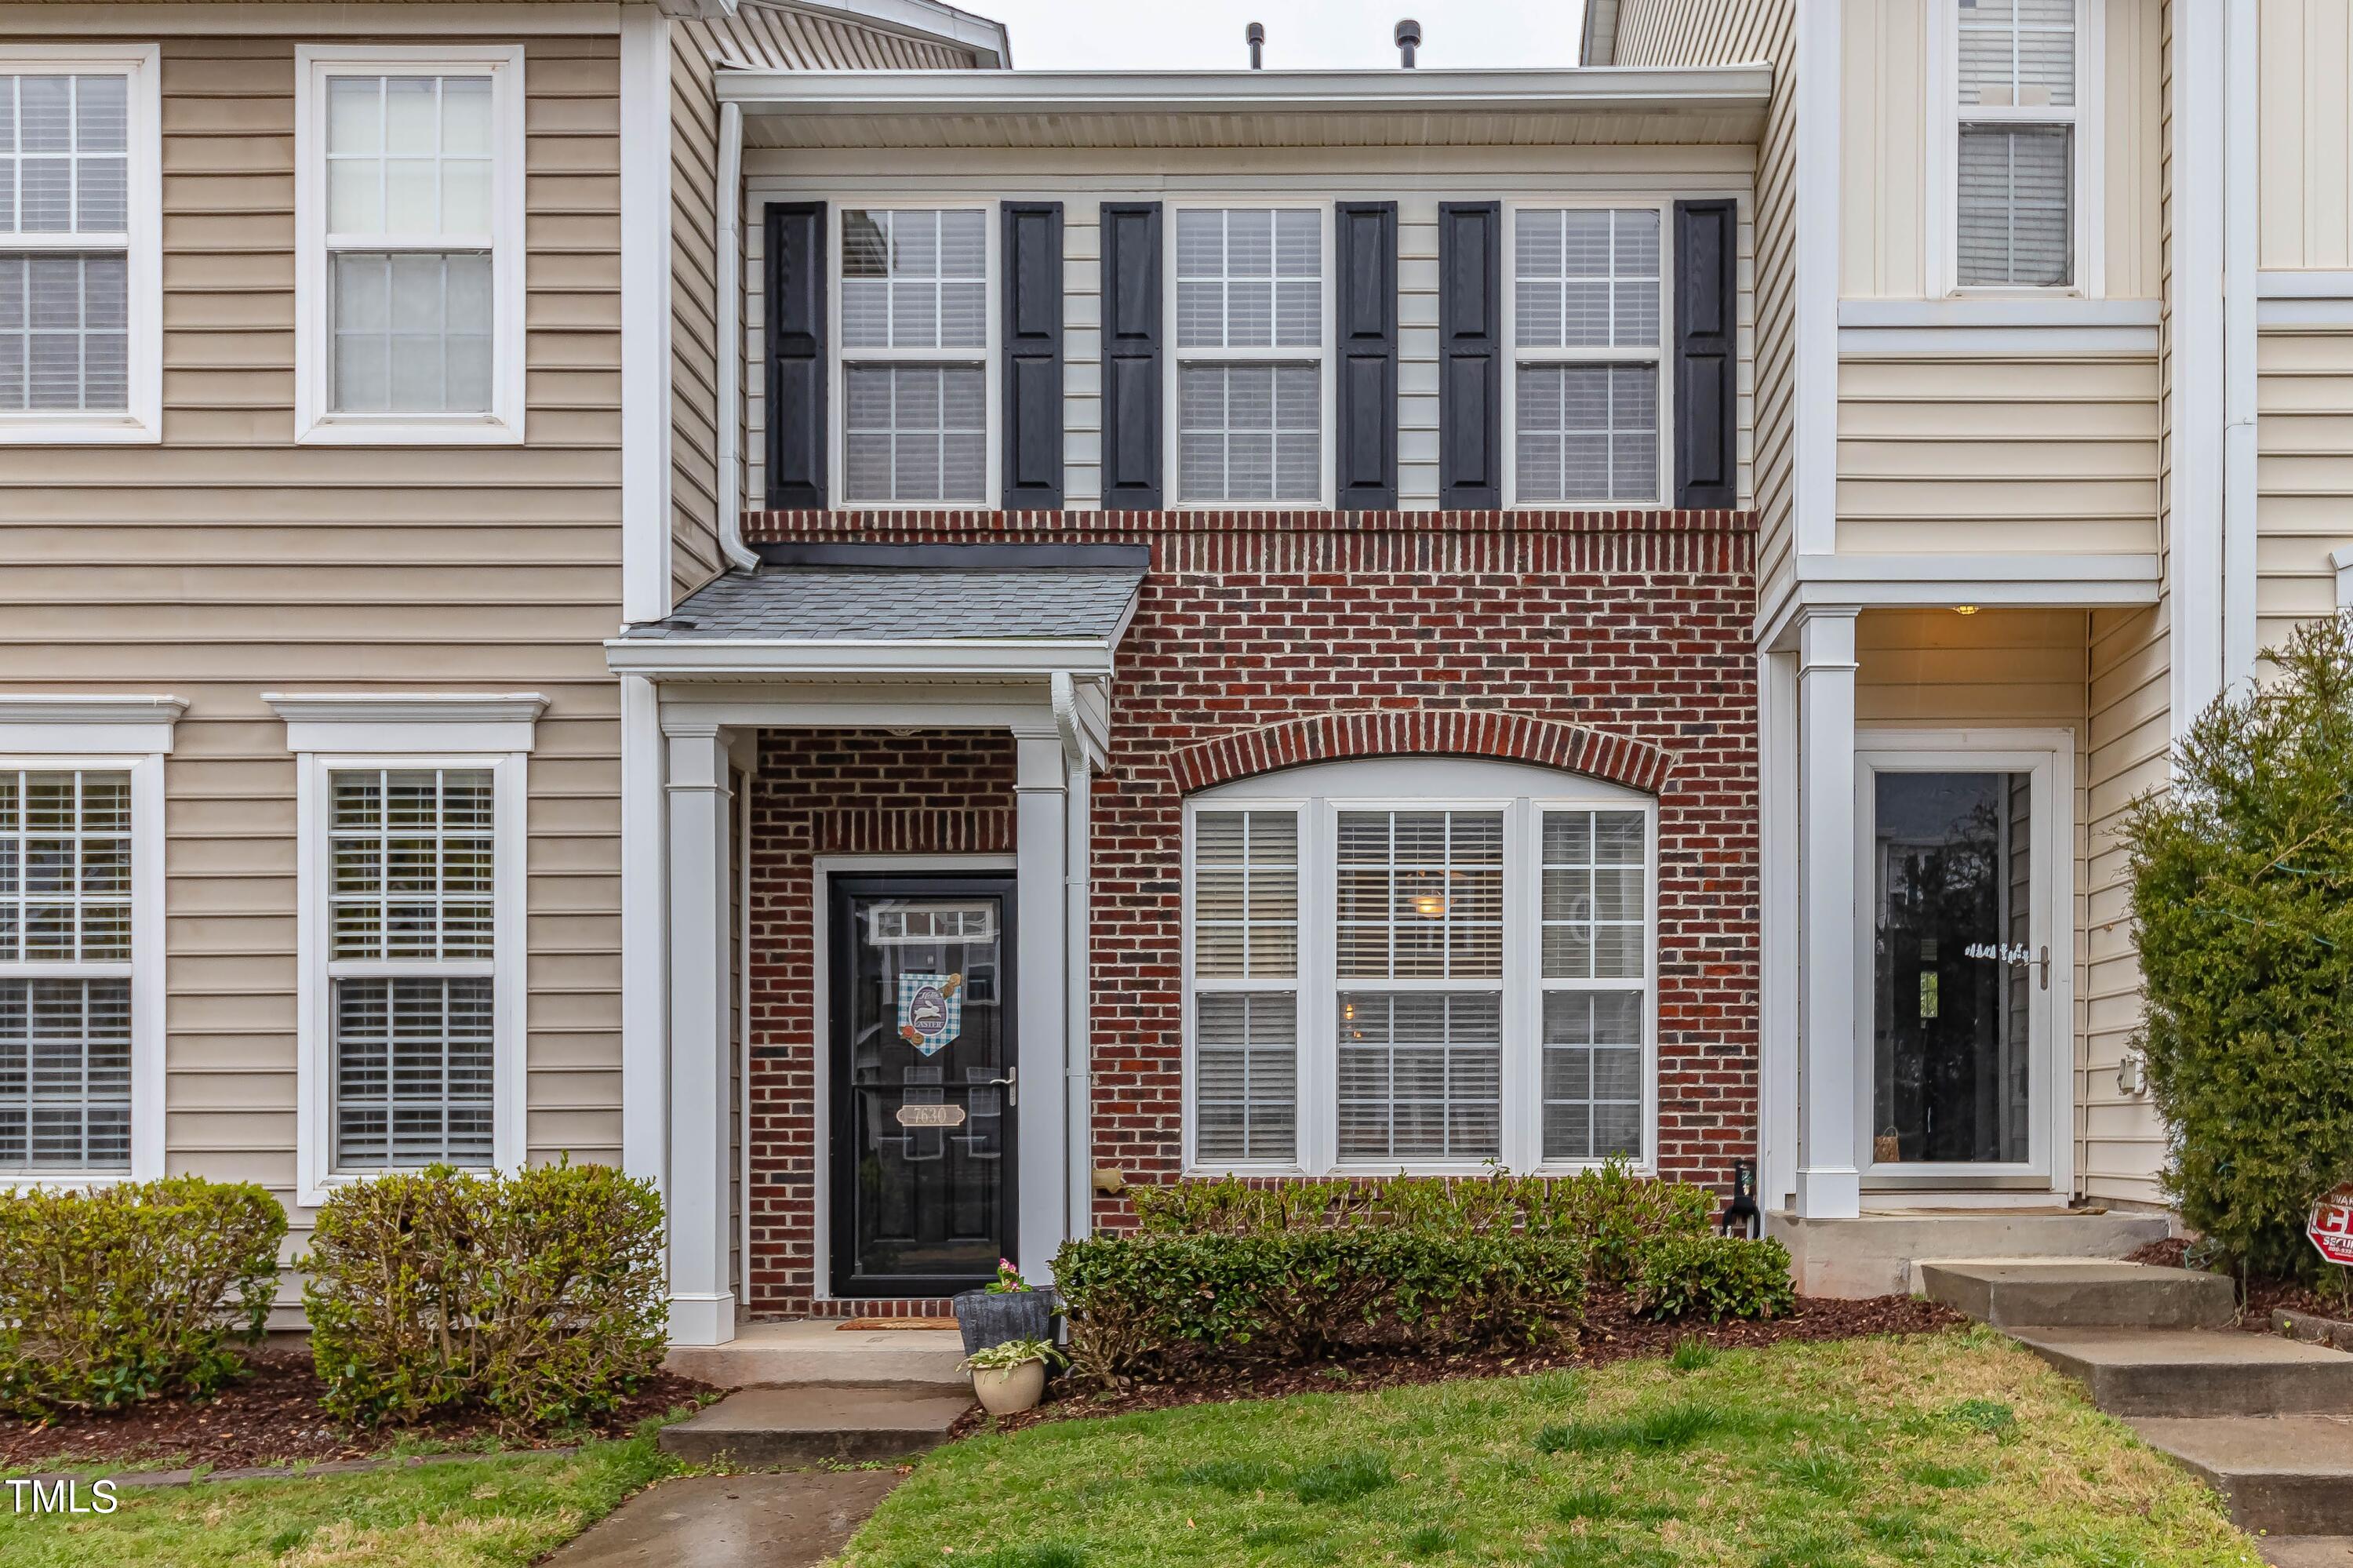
0;1349;717;1473
950;1292;1963;1439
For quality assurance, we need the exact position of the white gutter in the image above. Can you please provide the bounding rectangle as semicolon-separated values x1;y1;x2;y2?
606;635;1120;679
714;99;759;573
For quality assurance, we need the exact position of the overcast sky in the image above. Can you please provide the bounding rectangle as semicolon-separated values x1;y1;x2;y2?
979;0;1591;72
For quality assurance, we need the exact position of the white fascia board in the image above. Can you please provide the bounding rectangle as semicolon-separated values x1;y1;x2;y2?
788;0;1010;67
1754;556;2163;649
2256;271;2353;298
714;64;1773;118
606;637;1118;680
1837;298;2162;328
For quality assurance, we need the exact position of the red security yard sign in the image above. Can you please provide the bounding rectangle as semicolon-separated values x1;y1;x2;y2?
2309;1182;2353;1267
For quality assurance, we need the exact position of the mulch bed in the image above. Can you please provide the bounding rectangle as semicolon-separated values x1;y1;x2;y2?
0;1349;718;1473
948;1292;1964;1439
2126;1235;2353;1334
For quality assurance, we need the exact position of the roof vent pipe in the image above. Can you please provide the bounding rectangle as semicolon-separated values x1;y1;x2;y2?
1395;18;1420;67
1246;22;1264;68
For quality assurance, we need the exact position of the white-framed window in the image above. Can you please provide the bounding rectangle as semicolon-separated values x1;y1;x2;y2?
294;45;526;445
271;693;539;1206
1183;757;1657;1175
1169;203;1331;507
0;46;161;445
1505;202;1668;507
0;697;177;1184
835;203;995;505
1938;0;2100;293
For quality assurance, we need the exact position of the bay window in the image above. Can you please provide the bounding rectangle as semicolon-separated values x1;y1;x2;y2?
1173;206;1326;505
838;206;991;504
1509;206;1665;505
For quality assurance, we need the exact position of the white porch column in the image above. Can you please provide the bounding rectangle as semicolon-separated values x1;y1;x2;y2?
1013;726;1071;1287
664;724;736;1345
1795;607;1861;1220
1757;647;1800;1213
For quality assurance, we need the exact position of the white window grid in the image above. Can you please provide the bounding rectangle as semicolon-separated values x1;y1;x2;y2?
1940;0;2093;294
831;203;995;507
295;46;523;444
1187;809;1300;1166
1538;809;1650;1162
1181;775;1658;1178
0;767;133;1173
1503;202;1671;508
1166;202;1333;508
0;48;158;443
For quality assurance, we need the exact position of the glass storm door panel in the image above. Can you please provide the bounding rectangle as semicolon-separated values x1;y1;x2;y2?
828;877;1015;1297
1864;766;2046;1177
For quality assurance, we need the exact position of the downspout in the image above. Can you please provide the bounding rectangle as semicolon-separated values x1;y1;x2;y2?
715;95;760;573
2220;0;2260;687
1051;672;1092;1251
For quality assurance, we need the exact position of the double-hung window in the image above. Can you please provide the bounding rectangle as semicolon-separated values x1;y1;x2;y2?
0;47;159;442
1954;0;2079;289
838;206;991;504
296;47;524;442
1173;206;1326;505
1186;759;1655;1174
1509;205;1665;505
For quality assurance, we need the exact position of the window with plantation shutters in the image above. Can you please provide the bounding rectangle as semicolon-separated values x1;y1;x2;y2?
1510;206;1666;504
0;769;132;1170
840;206;990;504
1954;0;2077;289
1189;810;1299;1164
327;767;496;1169
1174;206;1326;504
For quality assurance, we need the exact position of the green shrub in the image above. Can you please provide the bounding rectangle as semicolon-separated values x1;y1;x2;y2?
303;1159;667;1430
2122;613;2353;1278
1053;1228;1586;1383
1126;1159;1711;1282
1628;1235;1795;1322
0;1177;286;1416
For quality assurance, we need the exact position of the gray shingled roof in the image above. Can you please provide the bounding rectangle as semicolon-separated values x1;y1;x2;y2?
624;566;1144;642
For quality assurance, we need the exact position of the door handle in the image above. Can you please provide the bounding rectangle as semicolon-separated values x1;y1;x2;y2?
984;1066;1016;1107
2036;945;2050;991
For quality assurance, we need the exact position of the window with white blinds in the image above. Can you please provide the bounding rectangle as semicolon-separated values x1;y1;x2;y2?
0;71;130;415
0;769;133;1171
840;207;989;504
1511;207;1664;504
1954;0;2077;288
1185;765;1655;1175
326;767;496;1169
1174;206;1325;504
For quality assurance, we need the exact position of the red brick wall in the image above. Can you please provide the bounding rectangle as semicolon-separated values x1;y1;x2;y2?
738;510;1758;1312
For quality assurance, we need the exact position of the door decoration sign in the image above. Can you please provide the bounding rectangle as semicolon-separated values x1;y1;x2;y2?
2309;1181;2353;1268
897;972;963;1057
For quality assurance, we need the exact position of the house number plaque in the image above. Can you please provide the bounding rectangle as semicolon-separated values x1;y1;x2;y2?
896;1104;968;1129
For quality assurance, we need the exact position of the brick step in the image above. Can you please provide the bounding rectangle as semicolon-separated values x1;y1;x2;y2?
657;1384;973;1467
1918;1261;2236;1330
2133;1417;2353;1537
2011;1328;2353;1418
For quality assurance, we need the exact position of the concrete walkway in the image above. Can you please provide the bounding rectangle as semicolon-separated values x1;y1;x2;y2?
537;1468;902;1568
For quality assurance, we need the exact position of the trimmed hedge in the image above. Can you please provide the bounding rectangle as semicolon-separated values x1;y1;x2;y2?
1053;1229;1587;1383
0;1177;286;1417
1630;1235;1797;1322
303;1160;667;1431
1126;1159;1712;1283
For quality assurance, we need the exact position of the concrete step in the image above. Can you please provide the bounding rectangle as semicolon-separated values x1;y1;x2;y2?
664;1322;969;1389
1768;1208;2173;1298
657;1384;974;1467
2131;1417;2353;1536
1918;1260;2237;1330
2012;1328;2353;1418
2260;1538;2353;1568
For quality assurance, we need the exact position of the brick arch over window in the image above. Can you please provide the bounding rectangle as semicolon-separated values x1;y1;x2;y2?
1168;711;1674;796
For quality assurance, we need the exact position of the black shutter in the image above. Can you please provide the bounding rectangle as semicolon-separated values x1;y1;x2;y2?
1333;201;1398;511
1673;198;1738;510
1438;201;1501;509
1098;202;1162;511
1002;201;1066;510
763;202;827;510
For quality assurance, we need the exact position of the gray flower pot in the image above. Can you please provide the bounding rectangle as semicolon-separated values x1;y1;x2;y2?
952;1288;1056;1354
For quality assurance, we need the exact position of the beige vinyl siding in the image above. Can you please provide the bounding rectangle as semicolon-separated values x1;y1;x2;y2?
2260;0;2353;269
1838;0;2163;300
2256;329;2353;648
743;146;1757;513
1608;0;1795;616
1835;352;2162;555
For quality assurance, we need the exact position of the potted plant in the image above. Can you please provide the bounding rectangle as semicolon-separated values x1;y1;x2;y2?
952;1257;1055;1353
962;1337;1063;1416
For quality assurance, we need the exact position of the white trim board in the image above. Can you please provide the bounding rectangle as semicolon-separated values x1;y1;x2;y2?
0;696;185;756
264;692;548;755
1754;555;2162;649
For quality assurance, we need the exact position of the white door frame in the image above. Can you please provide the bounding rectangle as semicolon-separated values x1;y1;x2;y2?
1851;728;2075;1199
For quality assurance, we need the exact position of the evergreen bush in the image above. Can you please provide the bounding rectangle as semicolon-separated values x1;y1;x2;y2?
1628;1235;1796;1322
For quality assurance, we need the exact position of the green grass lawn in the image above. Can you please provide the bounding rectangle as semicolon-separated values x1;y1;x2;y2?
0;1429;679;1567
840;1327;2263;1568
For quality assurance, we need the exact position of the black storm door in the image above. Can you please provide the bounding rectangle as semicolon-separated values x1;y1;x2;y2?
827;875;1016;1297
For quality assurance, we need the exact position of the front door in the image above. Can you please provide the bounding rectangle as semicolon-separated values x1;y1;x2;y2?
1854;737;2068;1190
828;875;1016;1297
